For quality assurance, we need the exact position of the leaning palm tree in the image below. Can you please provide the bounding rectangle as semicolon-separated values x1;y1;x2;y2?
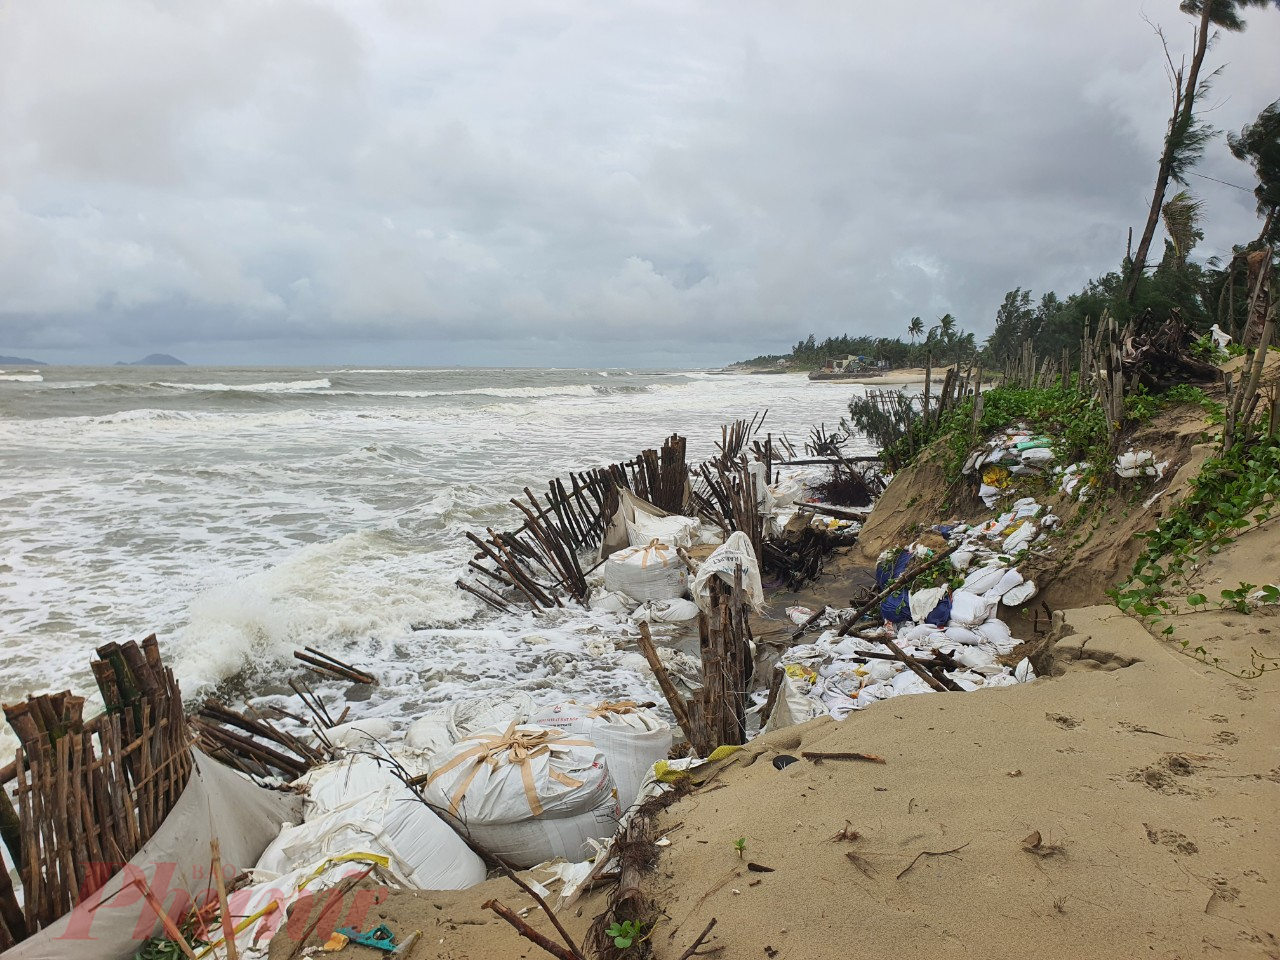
907;316;924;344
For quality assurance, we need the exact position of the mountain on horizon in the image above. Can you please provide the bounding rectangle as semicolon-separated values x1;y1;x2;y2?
0;355;48;365
116;354;187;366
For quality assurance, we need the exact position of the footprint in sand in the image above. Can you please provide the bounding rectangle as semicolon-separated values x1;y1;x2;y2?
1213;730;1239;745
1143;823;1199;855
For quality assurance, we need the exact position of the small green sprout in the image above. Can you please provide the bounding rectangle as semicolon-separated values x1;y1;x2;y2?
733;837;746;858
606;920;645;949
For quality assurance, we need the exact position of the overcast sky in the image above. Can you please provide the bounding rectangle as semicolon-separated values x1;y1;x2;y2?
1;1;1277;367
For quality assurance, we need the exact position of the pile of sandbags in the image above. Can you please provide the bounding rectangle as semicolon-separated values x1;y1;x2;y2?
961;427;1058;507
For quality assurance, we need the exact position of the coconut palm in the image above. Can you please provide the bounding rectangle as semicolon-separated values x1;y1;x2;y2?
907;316;924;344
1228;97;1280;245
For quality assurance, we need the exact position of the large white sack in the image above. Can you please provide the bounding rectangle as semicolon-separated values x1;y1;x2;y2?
422;723;621;868
769;475;805;508
962;563;1007;594
949;590;996;627
983;568;1025;602
603;540;689;602
447;691;535;742
262;755;485;890
530;700;673;811
690;530;765;613
600;488;685;559
627;511;699;549
975;618;1017;653
589;589;635;614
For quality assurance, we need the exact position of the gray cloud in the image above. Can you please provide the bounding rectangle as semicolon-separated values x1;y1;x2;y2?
1;0;1277;365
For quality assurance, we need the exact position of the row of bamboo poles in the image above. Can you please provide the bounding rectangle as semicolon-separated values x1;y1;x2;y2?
458;434;692;612
0;636;193;946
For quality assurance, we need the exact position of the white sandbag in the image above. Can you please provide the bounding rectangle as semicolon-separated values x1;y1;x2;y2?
950;551;974;571
600;488;675;560
762;673;825;733
864;659;900;682
1002;579;1038;606
264;755;486;890
962;563;1007;594
974;618;1016;653
630;597;700;623
983;568;1025;602
604;540;688;602
939;643;995;669
897;623;944;646
943;625;985;646
890;671;934;696
747;461;777;514
405;714;454;756
325;717;394;749
298;753;399;817
690;531;765;613
1003;522;1037;555
447;691;535;742
627;511;699;549
694;523;726;546
949;590;995;627
1014;657;1036;682
530;700;673;811
422;723;621;869
769;475;805;508
1020;447;1056;466
589;589;635;614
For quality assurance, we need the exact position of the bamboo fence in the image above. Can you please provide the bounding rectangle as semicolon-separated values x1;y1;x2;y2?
1;636;193;945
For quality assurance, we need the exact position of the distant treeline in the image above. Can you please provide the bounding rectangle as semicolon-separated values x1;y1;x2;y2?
740;236;1270;373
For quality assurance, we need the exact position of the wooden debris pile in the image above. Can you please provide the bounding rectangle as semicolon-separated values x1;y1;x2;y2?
1122;308;1222;390
0;636;192;946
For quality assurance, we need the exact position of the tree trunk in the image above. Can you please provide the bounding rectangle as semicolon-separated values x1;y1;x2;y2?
1125;0;1215;304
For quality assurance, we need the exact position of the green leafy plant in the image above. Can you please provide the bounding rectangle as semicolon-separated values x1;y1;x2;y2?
1111;435;1280;676
733;837;747;858
606;920;646;949
133;939;191;960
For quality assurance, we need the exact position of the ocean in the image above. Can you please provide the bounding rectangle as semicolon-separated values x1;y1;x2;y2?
0;365;874;755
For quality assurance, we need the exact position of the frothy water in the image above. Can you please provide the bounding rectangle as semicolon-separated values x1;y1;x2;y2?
0;366;874;754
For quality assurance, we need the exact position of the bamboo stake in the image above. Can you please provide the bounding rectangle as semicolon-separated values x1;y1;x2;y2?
210;839;239;960
635;623;694;742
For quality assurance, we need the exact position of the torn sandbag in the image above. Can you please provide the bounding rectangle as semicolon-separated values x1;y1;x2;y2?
690;530;765;612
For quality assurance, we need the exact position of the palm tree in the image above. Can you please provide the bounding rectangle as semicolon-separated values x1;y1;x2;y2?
1228;97;1280;246
907;316;924;344
1125;0;1280;303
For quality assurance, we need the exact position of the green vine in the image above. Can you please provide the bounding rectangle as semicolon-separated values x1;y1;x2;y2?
1110;434;1280;677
